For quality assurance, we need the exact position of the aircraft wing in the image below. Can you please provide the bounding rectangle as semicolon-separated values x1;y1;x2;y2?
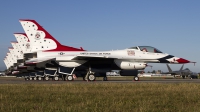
25;57;56;64
72;55;159;62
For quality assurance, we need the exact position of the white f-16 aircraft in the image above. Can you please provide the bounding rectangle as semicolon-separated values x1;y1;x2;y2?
17;19;194;81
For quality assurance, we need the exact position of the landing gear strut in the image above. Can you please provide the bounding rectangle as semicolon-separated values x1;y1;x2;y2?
182;75;185;79
103;77;108;81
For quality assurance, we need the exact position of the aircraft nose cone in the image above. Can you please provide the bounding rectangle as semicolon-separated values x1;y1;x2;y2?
176;58;190;63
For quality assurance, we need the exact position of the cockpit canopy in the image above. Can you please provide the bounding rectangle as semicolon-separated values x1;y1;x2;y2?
128;46;162;53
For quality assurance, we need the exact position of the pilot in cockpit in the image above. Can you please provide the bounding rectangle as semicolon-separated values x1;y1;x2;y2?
142;48;147;52
154;49;156;53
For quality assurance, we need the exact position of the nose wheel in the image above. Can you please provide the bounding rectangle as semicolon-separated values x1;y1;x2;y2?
134;76;139;81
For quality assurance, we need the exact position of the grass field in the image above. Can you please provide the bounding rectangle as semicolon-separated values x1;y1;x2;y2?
0;83;200;112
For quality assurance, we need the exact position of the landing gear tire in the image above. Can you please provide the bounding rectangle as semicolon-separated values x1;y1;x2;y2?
67;75;73;81
33;77;37;80
134;76;139;81
54;76;59;81
88;74;96;81
103;77;108;81
182;76;185;79
38;77;42;81
44;76;49;81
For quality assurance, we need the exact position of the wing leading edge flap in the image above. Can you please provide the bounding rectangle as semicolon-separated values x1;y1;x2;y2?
25;57;56;64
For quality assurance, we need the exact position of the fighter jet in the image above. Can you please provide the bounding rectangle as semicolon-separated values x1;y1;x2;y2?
19;19;195;81
3;19;195;81
166;64;198;79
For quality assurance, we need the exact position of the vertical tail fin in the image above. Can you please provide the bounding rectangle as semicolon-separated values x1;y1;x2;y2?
166;64;173;72
7;52;13;67
179;64;184;71
14;33;32;53
5;56;9;69
8;47;17;64
5;56;11;69
11;42;24;60
4;58;8;69
19;19;85;52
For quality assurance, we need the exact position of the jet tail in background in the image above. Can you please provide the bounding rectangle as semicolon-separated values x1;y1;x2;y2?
166;64;172;72
14;33;32;53
179;64;184;71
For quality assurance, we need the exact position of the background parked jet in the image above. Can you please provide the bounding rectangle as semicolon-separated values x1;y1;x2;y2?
166;64;198;79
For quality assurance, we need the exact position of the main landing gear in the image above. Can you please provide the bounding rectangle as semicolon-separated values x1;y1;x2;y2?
64;75;74;81
44;76;49;81
84;71;96;81
54;76;59;81
38;77;42;81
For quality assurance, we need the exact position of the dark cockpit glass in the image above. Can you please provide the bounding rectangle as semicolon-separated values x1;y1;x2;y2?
128;47;138;50
138;46;162;53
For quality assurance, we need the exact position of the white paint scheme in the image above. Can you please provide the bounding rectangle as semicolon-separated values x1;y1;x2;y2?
14;33;32;53
11;42;23;60
20;21;57;52
5;56;12;70
4;59;9;69
8;49;17;64
26;45;192;70
7;53;14;67
36;49;166;62
9;52;15;66
5;56;11;69
58;61;86;67
114;60;146;70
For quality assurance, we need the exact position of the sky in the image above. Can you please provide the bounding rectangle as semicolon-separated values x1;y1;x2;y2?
0;0;200;72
